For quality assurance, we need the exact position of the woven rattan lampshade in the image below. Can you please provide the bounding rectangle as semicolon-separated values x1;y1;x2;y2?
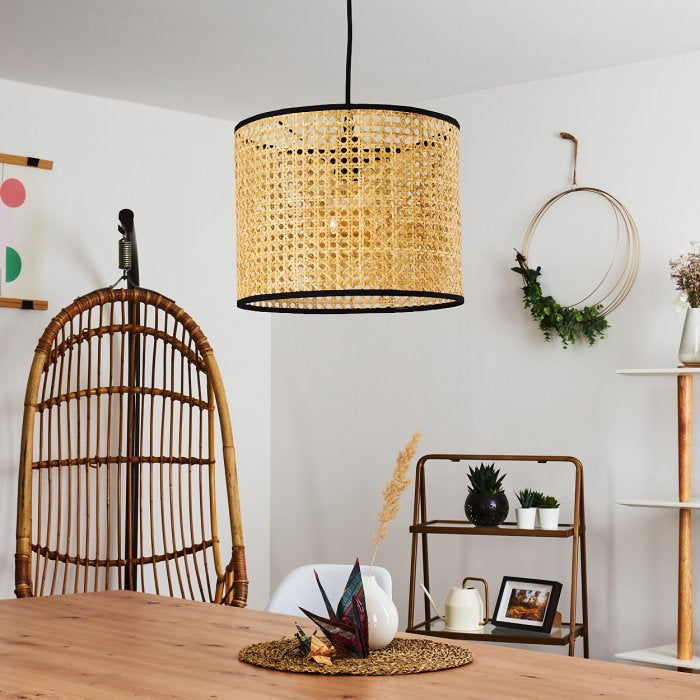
234;3;463;313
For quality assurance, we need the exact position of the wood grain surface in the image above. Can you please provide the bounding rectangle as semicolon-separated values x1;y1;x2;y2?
0;591;697;698
677;374;694;660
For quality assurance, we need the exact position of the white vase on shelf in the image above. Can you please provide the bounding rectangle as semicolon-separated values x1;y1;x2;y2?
362;574;399;650
679;307;700;366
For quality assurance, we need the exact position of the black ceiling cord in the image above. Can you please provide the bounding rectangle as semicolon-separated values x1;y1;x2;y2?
345;0;353;104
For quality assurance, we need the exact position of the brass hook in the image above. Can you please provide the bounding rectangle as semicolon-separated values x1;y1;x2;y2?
560;132;578;189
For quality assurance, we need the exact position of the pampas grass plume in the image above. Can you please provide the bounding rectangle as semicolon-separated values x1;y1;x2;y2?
369;431;421;568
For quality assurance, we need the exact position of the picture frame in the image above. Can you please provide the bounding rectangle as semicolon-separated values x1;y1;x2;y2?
491;576;562;633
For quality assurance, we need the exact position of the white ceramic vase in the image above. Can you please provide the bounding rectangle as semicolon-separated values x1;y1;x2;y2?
362;574;399;650
538;507;560;530
679;307;700;366
515;507;537;529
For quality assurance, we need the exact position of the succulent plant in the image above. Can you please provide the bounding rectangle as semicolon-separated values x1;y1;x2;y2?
467;463;505;495
515;488;543;508
539;495;560;509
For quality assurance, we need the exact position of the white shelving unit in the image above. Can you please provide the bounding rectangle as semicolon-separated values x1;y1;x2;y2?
616;645;700;671
616;368;700;375
615;368;697;672
616;499;700;509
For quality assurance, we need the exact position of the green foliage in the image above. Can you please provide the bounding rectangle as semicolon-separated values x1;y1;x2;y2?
515;488;543;508
539;495;560;509
467;463;506;495
512;250;609;348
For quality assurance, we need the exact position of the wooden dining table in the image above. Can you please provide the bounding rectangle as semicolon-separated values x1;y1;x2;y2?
0;591;698;698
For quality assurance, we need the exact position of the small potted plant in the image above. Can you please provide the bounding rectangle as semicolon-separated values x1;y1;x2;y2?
465;463;509;527
538;495;560;530
514;489;542;529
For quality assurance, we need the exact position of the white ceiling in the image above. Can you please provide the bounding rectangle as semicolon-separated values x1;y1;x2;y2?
2;0;700;121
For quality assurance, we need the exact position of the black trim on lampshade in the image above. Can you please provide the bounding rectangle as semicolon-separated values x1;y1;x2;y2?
237;289;465;314
234;103;460;132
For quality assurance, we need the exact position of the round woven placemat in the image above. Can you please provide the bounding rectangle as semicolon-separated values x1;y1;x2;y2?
239;637;473;676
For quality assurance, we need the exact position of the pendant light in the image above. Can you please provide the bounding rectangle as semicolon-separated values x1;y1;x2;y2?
235;0;463;313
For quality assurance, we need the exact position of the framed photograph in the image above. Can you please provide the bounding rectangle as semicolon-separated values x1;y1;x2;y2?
491;577;562;633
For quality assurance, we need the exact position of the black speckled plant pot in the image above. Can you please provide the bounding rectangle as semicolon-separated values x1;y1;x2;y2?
464;491;509;527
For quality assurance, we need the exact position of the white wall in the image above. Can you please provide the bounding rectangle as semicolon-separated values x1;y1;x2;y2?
0;79;271;608
270;52;700;660
6;49;699;658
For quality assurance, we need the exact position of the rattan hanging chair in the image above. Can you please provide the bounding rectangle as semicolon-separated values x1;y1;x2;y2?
14;287;248;606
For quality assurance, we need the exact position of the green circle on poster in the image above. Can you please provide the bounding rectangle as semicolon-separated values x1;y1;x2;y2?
5;246;21;282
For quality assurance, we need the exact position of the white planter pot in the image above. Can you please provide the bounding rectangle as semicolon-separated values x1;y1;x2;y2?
362;575;399;650
538;507;560;530
515;507;537;529
679;307;700;366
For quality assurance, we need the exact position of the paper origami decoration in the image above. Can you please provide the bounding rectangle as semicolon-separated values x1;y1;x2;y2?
299;559;369;658
294;622;313;657
293;624;334;666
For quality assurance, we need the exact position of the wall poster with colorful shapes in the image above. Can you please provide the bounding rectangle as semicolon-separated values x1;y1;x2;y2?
0;152;52;310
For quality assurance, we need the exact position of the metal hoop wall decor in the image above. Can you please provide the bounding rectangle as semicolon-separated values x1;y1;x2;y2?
513;132;640;347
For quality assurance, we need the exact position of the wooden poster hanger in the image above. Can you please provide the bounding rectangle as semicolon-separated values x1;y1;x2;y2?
0;152;53;171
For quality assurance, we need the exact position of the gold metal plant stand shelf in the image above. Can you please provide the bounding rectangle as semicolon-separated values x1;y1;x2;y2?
406;454;589;658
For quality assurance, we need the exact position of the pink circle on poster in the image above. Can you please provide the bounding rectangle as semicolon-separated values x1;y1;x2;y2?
0;178;26;208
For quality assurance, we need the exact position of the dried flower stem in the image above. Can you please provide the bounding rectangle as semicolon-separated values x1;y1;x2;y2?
369;431;421;572
670;242;700;308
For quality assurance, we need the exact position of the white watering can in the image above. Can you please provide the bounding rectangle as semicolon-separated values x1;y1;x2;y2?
420;577;489;632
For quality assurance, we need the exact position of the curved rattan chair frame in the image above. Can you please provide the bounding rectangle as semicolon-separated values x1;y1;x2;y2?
15;288;247;606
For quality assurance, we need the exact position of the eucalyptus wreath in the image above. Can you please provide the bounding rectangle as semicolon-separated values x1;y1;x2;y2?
512;250;609;348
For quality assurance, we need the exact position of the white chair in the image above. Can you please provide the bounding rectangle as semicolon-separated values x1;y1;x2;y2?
266;564;392;617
